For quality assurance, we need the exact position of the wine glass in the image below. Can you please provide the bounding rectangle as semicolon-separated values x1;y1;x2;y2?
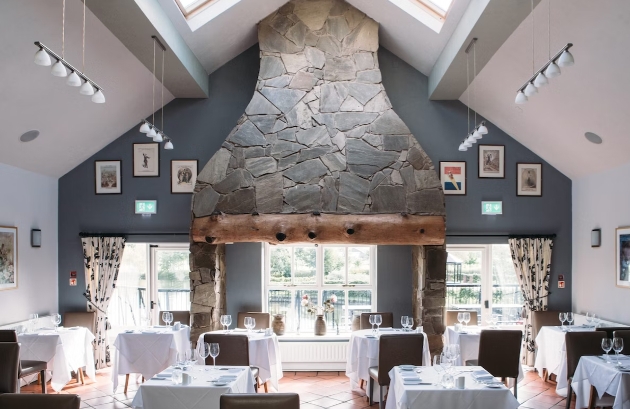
463;312;471;326
566;312;574;326
457;312;464;326
369;315;376;334
440;353;453;374
602;338;613;363
244;317;253;333
593;314;601;328
586;312;593;327
162;311;169;327
559;312;567;330
401;316;409;331
251;318;256;331
198;342;211;365
374;315;382;333
51;313;62;331
168;312;174;326
225;315;232;332
433;355;442;372
220;315;227;332
209;343;220;366
407;317;414;331
613;337;624;366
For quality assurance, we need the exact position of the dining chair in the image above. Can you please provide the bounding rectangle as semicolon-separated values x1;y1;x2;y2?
63;312;97;384
465;330;522;397
159;310;191;326
613;330;630;353
368;333;425;409
236;312;270;330
565;330;610;409
0;394;80;409
531;310;562;381
203;333;264;392
220;393;299;409
599;326;629;340
0;342;20;394
359;312;394;330
0;330;47;393
444;310;479;326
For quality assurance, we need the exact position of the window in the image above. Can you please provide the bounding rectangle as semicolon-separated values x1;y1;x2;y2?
174;0;218;18
446;244;523;325
411;0;453;19
264;244;376;333
388;0;453;33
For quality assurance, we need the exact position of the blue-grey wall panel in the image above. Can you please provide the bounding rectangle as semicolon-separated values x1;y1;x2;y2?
226;243;263;317
377;245;413;324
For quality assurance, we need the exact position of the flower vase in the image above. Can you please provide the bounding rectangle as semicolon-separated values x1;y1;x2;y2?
314;315;327;336
272;314;285;336
351;313;361;331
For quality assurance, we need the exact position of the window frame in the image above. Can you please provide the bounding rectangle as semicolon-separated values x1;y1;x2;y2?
410;0;453;21
173;0;219;19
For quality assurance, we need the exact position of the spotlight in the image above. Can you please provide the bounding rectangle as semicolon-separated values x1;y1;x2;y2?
51;60;67;77
458;143;467;152
66;71;82;87
139;122;150;134
147;127;157;138
545;62;561;78
524;82;538;97
91;90;106;104
515;91;528;104
558;49;574;67
533;72;548;87
34;48;51;66
153;132;164;143
164;139;174;150
79;81;94;96
477;122;488;134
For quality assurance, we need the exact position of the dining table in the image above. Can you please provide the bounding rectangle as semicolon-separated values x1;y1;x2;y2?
130;365;256;409
197;329;283;390
534;325;597;396
17;326;96;392
571;355;630;409
111;325;191;391
385;365;520;409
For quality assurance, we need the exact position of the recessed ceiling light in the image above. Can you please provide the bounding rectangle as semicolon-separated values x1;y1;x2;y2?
20;130;40;142
584;132;602;144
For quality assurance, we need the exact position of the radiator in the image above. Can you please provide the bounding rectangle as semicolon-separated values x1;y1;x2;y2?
279;341;348;371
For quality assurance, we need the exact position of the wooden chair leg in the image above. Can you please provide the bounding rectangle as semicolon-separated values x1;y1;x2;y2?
79;368;85;384
368;378;374;406
142;376;145;383
124;374;130;394
40;370;46;394
37;373;41;385
360;379;365;390
565;385;572;409
263;380;268;393
543;368;549;383
588;385;597;409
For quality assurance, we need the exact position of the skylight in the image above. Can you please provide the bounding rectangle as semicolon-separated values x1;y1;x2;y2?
174;0;217;18
389;0;454;33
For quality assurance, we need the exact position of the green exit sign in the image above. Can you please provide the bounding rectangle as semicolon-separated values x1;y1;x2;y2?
482;201;503;215
135;200;157;215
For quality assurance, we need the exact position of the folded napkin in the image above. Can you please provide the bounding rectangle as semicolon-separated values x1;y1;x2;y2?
233;328;247;332
401;374;419;380
402;378;424;385
151;376;167;380
472;370;494;381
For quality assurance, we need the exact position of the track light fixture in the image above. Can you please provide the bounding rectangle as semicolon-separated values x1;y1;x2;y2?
458;38;489;151
515;0;574;104
33;0;104;103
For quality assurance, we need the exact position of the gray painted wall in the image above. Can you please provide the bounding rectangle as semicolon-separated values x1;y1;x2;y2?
377;246;413;323
58;44;572;315
226;243;263;317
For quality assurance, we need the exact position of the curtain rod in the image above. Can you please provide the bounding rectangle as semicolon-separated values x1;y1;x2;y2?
447;234;556;239
79;232;189;238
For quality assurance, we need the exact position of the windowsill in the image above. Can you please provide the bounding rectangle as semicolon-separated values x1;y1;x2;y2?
276;332;351;342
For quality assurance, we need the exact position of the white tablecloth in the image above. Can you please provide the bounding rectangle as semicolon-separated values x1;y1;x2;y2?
444;326;524;383
131;365;256;409
534;325;596;396
346;329;431;402
197;330;283;390
385;366;520;409
572;356;630;409
112;326;190;391
18;327;96;392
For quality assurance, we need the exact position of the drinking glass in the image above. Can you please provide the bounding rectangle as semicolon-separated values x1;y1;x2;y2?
51;313;62;330
593;314;601;328
457;312;464;326
209;343;220;366
559;312;567;329
445;344;460;366
463;312;471;326
162;311;169;327
374;315;383;333
245;317;254;333
613;337;624;366
198;342;211;365
586;312;593;327
602;338;613;363
171;368;183;385
225;315;232;332
440;353;453;374
167;312;173;326
220;315;226;331
401;316;409;331
28;314;38;332
566;312;574;326
407;317;414;331
433;355;443;372
369;315;376;334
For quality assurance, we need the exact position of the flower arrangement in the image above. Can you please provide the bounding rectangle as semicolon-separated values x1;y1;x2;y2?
301;294;335;315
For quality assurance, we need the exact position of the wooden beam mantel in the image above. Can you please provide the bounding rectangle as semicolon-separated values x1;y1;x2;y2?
191;213;445;245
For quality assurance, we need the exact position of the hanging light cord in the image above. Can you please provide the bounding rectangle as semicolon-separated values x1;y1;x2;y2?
531;0;535;75
152;38;156;126
547;0;551;60
466;49;470;135
82;0;86;73
473;41;477;127
161;46;165;132
61;0;65;59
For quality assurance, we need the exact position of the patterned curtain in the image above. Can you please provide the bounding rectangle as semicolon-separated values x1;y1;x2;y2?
509;236;553;366
81;236;126;369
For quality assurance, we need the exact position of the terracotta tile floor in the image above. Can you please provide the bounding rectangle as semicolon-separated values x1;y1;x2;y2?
21;367;575;409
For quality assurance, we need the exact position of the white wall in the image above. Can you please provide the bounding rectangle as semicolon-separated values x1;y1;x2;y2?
573;161;630;325
0;163;58;326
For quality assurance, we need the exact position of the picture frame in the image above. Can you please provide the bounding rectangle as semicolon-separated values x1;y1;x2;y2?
616;227;630;288
516;163;542;196
478;144;505;178
0;226;18;291
133;143;160;177
171;160;198;194
95;160;122;195
439;161;466;195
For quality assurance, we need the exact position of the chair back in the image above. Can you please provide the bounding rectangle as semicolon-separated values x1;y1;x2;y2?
64;312;97;334
565;330;607;379
0;343;20;393
0;330;18;342
203;333;249;366
445;310;479;326
531;311;561;342
236;312;270;330
159;311;191;326
220;393;299;409
477;330;522;379
0;394;81;409
613;330;630;354
377;333;425;385
599;326;629;340
360;312;394;330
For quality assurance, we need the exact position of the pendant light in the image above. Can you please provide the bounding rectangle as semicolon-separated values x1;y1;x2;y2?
458;37;488;151
34;48;51;66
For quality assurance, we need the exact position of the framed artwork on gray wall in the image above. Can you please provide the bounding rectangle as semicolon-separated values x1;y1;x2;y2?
516;163;542;196
439;161;466;195
94;160;122;194
616;227;630;288
0;226;18;291
478;145;505;178
133;143;160;177
171;160;198;194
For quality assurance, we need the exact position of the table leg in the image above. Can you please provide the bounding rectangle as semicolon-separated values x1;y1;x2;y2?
587;385;597;409
124;374;130;394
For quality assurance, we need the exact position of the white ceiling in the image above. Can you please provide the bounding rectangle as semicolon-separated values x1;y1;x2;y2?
0;0;173;178
158;0;470;76
461;0;630;180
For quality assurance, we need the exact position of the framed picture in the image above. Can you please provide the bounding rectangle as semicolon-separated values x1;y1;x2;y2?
516;163;542;196
171;160;198;194
440;161;466;195
133;143;160;177
478;145;505;178
616;227;630;288
0;226;18;291
95;160;122;194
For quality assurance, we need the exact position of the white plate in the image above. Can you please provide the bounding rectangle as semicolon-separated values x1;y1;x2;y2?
484;383;504;388
400;365;415;371
211;382;228;386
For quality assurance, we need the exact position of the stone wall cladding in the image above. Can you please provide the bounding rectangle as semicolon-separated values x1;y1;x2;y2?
192;0;445;218
189;242;225;340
